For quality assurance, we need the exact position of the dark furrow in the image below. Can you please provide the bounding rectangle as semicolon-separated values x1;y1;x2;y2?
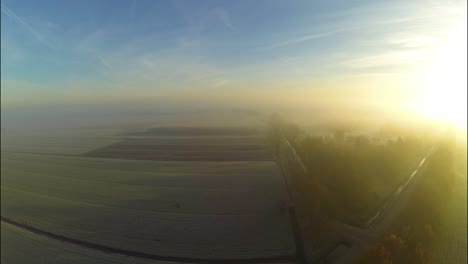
1;217;296;264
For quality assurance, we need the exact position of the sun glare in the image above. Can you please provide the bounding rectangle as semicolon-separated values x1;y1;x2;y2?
412;19;467;129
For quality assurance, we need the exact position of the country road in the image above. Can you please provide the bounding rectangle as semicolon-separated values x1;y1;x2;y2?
334;145;438;263
278;136;439;263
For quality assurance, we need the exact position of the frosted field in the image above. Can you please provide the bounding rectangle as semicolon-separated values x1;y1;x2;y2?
1;222;171;264
1;126;296;261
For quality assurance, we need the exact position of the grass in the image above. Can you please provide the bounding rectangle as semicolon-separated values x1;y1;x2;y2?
1;154;285;214
1;136;119;155
1;152;294;259
2;186;291;258
433;153;467;264
1;222;169;264
86;136;273;161
2;152;282;187
124;126;261;136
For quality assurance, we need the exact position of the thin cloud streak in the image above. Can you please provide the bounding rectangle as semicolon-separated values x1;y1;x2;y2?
214;7;235;30
96;55;113;70
1;3;55;49
257;30;340;51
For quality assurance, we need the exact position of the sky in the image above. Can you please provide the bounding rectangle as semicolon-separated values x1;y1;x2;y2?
1;0;466;126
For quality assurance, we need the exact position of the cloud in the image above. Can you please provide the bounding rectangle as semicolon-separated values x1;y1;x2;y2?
258;31;337;51
338;50;430;70
45;21;58;29
1;3;55;49
387;34;441;49
96;55;113;70
213;7;234;30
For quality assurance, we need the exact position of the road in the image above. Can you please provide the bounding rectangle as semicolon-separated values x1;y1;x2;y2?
276;136;309;264
333;145;437;264
278;136;438;263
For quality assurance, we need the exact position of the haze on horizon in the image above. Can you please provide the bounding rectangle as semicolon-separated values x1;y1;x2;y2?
1;2;467;264
1;0;467;130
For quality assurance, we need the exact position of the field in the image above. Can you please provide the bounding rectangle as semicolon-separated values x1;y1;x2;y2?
1;125;295;262
86;136;273;161
1;222;169;264
433;146;467;264
433;174;467;264
1;136;119;155
87;127;273;162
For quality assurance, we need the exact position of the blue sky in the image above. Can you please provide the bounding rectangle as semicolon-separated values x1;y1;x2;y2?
1;0;466;109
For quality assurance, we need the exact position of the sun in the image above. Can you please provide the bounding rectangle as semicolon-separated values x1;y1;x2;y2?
411;19;467;129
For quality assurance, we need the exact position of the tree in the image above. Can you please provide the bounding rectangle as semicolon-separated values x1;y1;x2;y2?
266;113;284;154
333;128;345;142
283;123;301;145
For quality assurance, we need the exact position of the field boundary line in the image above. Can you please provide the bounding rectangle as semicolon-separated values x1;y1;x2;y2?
1;217;296;264
275;137;308;264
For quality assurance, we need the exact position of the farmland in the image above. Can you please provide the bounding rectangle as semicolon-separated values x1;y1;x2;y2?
86;135;273;161
1;136;119;155
1;125;296;262
1;222;169;264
